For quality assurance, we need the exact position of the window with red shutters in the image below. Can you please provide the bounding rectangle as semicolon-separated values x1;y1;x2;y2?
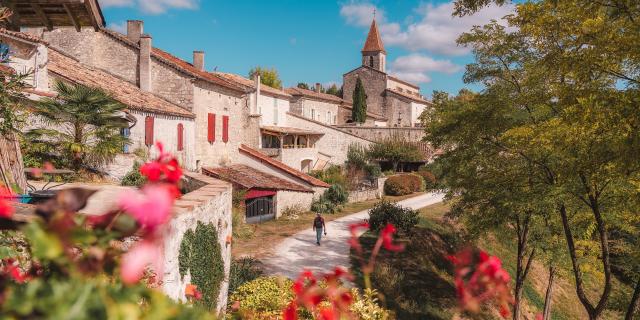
144;116;154;146
177;123;184;151
207;113;216;143
222;115;229;143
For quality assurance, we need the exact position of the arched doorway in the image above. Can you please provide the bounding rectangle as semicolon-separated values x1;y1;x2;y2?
301;159;313;173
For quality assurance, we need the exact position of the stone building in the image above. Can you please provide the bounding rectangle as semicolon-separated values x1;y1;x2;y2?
342;18;431;127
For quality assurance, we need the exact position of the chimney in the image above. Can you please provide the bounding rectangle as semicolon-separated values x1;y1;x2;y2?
127;20;143;43
139;34;152;92
254;74;261;114
193;51;205;71
315;83;321;93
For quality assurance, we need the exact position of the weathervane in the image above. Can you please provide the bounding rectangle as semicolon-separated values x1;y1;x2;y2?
373;8;376;19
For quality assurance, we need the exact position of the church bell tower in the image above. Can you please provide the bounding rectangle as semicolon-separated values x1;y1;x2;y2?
361;18;386;73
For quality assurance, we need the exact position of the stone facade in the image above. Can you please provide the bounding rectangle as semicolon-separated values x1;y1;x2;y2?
295;98;339;125
275;190;315;217
347;177;387;203
258;94;290;127
333;126;425;142
161;172;232;313
342;66;388;117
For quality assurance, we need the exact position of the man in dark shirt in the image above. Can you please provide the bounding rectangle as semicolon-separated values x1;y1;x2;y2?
312;213;327;245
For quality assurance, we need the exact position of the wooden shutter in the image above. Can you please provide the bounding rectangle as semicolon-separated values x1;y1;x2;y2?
177;123;184;151
222;115;229;143
207;113;216;143
144;116;154;146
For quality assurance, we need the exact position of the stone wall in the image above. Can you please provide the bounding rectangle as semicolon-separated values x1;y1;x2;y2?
343;67;388;117
275;190;315;218
285;113;373;165
385;94;413;127
347;177;386;203
333;126;425;142
1;36;49;91
277;148;318;172
161;172;232;313
299;99;340;125
258;94;290;127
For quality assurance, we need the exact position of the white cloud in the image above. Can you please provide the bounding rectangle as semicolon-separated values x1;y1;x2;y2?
388;54;461;84
389;71;432;84
340;1;515;56
100;0;199;14
107;21;127;33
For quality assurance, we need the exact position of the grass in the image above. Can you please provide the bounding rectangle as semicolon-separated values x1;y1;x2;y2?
350;201;632;320
231;192;425;257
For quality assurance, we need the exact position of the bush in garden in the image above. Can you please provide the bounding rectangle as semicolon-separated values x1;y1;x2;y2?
228;257;264;295
349;288;392;320
324;184;349;205
281;204;305;220
416;166;437;189
311;196;338;214
368;200;419;233
229;276;296;318
310;165;347;189
121;162;147;187
384;174;423;196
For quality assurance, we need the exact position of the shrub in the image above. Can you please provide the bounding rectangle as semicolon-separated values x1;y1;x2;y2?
232;208;254;239
229;277;295;318
417;166;437;189
121;162;146;187
310;165;346;188
346;143;368;169
281;204;305;220
368;200;419;233
324;184;349;205
384;174;423;196
349;288;392;320
228;258;264;295
311;196;338;214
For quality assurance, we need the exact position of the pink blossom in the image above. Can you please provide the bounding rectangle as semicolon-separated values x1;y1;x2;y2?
120;240;163;285
118;185;173;231
380;224;405;252
0;185;14;218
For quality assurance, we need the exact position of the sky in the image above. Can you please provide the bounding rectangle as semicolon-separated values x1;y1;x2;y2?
100;0;516;98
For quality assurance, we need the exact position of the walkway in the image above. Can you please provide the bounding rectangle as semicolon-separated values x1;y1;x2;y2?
260;192;445;279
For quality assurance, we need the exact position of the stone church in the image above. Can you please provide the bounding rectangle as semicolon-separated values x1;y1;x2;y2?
343;18;430;127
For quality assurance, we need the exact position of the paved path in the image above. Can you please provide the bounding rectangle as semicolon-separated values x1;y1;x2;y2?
261;192;445;279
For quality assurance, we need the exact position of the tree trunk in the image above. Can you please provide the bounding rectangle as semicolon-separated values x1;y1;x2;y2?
625;278;640;320
543;266;556;320
513;213;535;320
0;132;27;193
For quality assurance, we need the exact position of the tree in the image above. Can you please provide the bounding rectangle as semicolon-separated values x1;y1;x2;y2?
366;136;422;172
26;81;130;171
249;67;282;89
326;84;342;98
352;78;367;123
296;82;310;90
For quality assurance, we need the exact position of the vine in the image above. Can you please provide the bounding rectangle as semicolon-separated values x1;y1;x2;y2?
177;222;224;310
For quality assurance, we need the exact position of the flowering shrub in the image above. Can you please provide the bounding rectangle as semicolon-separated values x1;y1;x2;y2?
448;248;513;318
229;276;296;318
368;200;419;234
349;288;391;320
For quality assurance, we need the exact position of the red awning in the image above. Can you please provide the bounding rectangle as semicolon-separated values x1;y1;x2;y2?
244;189;277;200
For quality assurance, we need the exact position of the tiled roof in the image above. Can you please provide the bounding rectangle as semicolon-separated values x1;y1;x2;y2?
386;88;431;105
239;144;331;188
387;75;420;90
48;49;195;118
362;19;385;53
285;87;346;104
0;28;46;44
215;72;291;99
98;28;246;93
261;126;324;136
202;165;312;193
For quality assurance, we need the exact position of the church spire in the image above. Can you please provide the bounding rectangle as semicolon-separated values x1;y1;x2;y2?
361;18;386;54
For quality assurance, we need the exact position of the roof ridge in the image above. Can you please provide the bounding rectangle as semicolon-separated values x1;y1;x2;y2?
362;19;385;53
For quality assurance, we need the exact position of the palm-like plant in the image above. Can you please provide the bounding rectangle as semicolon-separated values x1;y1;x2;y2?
26;81;130;171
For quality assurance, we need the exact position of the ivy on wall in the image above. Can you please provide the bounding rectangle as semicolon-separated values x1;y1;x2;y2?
178;221;224;310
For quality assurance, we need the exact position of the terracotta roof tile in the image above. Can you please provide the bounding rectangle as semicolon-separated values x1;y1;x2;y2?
239;144;331;188
215;72;291;99
202;164;312;193
386;88;431;104
0;28;46;44
48;49;194;118
285;86;346;104
362;19;385;53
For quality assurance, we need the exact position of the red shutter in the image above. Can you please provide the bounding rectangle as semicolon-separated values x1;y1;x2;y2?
207;113;216;143
222;115;229;143
145;116;154;146
177;123;184;151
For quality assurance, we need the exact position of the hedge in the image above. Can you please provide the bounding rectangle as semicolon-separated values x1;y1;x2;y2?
384;174;424;196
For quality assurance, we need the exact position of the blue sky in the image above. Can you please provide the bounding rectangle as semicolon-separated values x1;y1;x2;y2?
100;0;515;98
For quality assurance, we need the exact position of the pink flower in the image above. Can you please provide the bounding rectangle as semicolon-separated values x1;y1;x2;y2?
120;240;163;285
118;185;174;231
0;185;14;218
348;222;369;253
380;224;405;252
140;142;183;184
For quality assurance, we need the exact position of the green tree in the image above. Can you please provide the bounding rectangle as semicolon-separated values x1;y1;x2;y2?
326;84;342;97
26;81;130;171
296;82;310;90
249;67;283;89
366;136;422;172
352;78;367;123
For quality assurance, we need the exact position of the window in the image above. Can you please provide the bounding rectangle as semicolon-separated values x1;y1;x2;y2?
311;109;315;121
121;128;131;153
177;123;184;151
326;111;330;123
369;56;374;67
207;113;216;143
273;99;278;125
144;116;154;146
222;115;229;143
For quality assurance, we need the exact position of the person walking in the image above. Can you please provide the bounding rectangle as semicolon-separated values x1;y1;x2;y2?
312;212;326;245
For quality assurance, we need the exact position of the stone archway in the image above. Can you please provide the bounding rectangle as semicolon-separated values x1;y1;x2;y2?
300;159;313;173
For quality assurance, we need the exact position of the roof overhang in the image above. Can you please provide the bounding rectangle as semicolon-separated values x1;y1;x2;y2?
4;0;105;31
261;126;324;136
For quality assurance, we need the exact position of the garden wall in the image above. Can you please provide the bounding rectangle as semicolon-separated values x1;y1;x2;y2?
347;177;387;203
161;172;233;313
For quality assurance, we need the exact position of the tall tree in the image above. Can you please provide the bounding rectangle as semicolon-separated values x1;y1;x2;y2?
249;66;282;89
366;135;422;172
326;84;342;97
26;81;130;171
352;78;367;123
296;82;310;90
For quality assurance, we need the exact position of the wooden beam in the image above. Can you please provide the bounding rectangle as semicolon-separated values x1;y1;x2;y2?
31;3;52;31
4;0;20;31
84;0;104;31
62;3;80;31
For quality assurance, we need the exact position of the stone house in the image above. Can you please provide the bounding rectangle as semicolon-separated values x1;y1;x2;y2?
342;18;431;127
